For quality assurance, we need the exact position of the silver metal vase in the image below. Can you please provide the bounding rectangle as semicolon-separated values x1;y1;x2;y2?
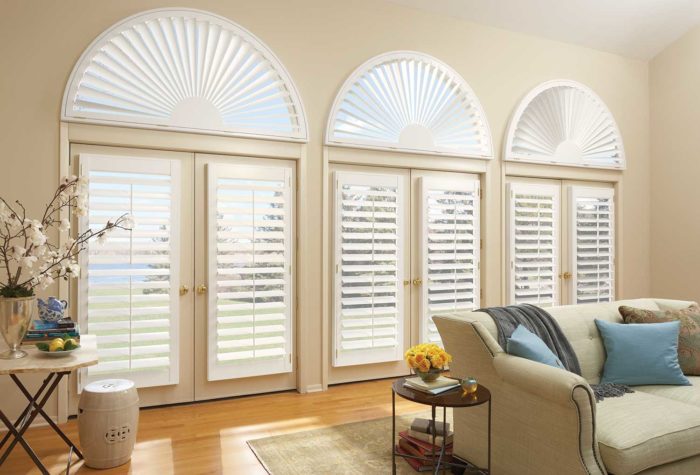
0;296;36;359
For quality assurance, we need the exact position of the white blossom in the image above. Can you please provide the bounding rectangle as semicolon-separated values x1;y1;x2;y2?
30;245;47;258
59;218;70;232
19;255;38;269
97;232;108;245
122;214;135;229
66;262;80;277
26;224;47;246
8;245;26;261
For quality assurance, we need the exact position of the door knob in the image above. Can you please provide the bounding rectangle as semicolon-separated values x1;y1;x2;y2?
560;272;572;280
403;280;411;286
412;278;423;286
179;285;190;296
196;284;208;295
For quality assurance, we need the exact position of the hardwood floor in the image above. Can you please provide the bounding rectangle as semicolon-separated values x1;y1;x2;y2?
3;379;424;474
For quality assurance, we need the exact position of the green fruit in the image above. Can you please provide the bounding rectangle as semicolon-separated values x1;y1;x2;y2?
64;340;79;351
36;343;49;352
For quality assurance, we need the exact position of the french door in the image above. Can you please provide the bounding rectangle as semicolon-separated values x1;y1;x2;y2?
74;144;295;407
329;164;480;383
506;177;615;306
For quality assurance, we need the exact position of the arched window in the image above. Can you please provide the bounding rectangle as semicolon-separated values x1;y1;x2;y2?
505;80;625;169
326;51;493;158
62;8;307;141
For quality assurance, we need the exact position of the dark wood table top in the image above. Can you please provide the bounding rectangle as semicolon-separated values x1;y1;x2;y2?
392;376;490;407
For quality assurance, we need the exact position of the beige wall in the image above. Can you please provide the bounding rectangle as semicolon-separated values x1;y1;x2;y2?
650;25;700;303
0;0;652;416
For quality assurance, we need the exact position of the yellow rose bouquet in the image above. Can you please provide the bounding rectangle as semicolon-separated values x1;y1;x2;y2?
405;343;452;382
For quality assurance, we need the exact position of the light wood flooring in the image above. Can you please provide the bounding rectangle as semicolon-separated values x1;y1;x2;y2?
3;378;423;474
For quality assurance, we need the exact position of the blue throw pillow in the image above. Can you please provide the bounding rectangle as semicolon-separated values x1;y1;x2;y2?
595;319;690;386
506;325;565;369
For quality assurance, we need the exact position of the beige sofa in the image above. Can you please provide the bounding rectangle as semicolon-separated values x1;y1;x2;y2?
434;298;700;475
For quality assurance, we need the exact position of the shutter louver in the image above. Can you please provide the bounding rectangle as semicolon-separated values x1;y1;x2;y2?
570;186;615;304
420;177;480;344
207;163;293;381
508;182;560;306
80;155;181;388
505;80;625;169
63;9;308;141
333;171;406;366
326;52;493;158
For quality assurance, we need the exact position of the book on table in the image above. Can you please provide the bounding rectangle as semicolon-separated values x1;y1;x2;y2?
397;416;456;472
23;320;80;343
410;417;451;436
399;430;453;456
403;376;460;395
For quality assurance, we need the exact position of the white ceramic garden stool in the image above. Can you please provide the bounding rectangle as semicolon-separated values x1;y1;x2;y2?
78;379;139;469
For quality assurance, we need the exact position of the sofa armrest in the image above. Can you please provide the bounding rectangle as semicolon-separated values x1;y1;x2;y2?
493;353;594;406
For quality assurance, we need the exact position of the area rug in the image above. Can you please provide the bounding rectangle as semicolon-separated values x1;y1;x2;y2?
248;410;453;474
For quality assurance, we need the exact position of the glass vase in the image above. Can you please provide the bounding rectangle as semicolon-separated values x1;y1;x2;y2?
0;296;35;359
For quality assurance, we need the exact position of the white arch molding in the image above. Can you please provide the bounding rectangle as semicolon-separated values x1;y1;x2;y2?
505;80;625;169
326;51;493;159
62;8;308;142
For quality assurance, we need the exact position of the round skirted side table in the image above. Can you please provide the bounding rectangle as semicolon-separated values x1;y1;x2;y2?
392;377;491;475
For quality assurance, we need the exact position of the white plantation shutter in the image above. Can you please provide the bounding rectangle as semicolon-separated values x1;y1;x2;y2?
333;171;406;366
420;176;480;344
207;163;293;381
79;155;181;388
507;182;560;306
570;186;615;304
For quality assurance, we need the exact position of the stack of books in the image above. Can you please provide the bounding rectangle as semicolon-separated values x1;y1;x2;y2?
23;319;80;344
403;376;460;395
396;417;454;472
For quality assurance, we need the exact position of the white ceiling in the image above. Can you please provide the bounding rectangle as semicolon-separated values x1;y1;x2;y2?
387;0;700;59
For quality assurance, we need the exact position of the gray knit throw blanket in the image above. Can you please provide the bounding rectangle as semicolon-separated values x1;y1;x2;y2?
478;304;633;402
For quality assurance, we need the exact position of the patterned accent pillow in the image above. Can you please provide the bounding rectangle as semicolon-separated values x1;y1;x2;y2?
619;304;700;375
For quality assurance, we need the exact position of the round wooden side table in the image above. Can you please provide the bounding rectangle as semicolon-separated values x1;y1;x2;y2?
392;377;491;475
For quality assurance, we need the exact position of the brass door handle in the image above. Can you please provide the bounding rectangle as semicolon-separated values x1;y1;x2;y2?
196;284;208;295
403;280;411;286
560;272;572;280
412;278;423;286
179;285;189;296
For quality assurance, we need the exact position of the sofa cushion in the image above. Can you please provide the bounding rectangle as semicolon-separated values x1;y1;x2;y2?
595;319;690;386
506;324;565;369
596;391;700;475
635;376;700;408
620;304;700;375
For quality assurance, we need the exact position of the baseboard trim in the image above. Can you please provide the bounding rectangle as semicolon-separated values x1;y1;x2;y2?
303;384;324;393
0;417;56;433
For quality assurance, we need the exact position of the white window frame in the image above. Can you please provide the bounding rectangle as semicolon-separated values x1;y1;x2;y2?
206;162;294;381
504;79;626;170
78;153;182;389
332;170;407;367
507;181;561;306
568;185;615;304
62;8;308;142
419;175;480;344
326;51;493;159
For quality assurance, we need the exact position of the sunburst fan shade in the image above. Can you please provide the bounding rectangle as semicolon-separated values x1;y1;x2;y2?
62;9;307;141
506;80;625;169
326;52;493;158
